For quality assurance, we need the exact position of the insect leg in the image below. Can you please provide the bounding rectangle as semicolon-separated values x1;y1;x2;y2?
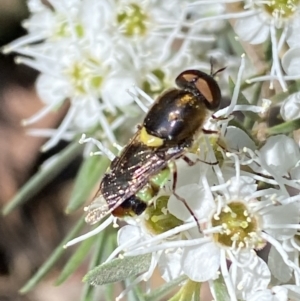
168;161;201;232
182;155;218;166
202;128;218;135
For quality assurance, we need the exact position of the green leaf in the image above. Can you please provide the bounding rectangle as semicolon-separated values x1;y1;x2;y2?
270;80;300;104
225;28;244;57
213;276;230;301
167;279;200;301
144;275;187;301
55;234;97;285
123;278;143;301
80;229;109;301
192;282;201;301
83;254;152;286
2;141;83;215
66;154;109;214
19;217;86;294
132;285;146;301
100;230;118;301
267;118;300;135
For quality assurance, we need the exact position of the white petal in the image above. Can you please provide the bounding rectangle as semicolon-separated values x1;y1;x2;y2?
101;73;136;107
36;73;69;105
283;285;300;299
117;225;142;246
231;253;270;300
225;126;256;151
280;92;300;121
227;176;257;199
282;47;300;76
271;287;288;301
28;0;48;12
80;0;113;33
71;98;100;130
25;9;55;35
158;249;183;282
247;289;282;301
168;184;214;222
290;165;300;180
182;242;220;282
286;18;300;48
268;246;292;283
174;155;202;187
259;135;300;175
234;15;269;44
263;202;299;239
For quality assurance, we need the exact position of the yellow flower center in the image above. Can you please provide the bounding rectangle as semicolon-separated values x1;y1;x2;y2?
263;0;300;19
144;196;183;235
53;14;84;40
212;201;264;249
117;4;148;36
65;59;103;95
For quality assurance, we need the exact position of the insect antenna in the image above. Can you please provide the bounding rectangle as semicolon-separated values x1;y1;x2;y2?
209;56;226;78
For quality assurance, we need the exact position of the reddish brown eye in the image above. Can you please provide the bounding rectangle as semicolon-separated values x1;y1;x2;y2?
175;69;222;111
194;78;213;102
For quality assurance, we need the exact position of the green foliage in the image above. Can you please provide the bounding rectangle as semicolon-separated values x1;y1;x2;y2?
213;276;231;301
83;254;152;286
267;118;300;135
66;154;109;214
3;142;83;215
20;217;86;294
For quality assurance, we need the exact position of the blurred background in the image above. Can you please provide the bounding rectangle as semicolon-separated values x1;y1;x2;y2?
0;1;86;300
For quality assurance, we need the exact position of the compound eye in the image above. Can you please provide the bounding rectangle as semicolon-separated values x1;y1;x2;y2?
194;77;213;103
176;69;221;110
175;70;198;87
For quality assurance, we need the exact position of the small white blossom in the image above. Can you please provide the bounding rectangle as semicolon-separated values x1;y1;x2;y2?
190;0;300;91
282;47;300;77
245;135;300;178
247;285;300;301
281;91;300;121
3;0;207;150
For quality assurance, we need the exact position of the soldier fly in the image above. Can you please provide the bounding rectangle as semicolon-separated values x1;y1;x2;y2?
85;67;223;225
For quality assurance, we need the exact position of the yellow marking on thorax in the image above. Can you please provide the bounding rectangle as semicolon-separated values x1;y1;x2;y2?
140;127;164;147
176;94;194;107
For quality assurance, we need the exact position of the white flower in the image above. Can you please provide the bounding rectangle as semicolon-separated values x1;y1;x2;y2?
2;0;120;149
230;252;271;300
245;135;300;178
65;59;300;300
190;0;300;91
224;126;256;152
3;0;208;151
268;244;293;283
282;47;300;76
117;153;300;300
247;285;300;301
235;0;300;90
281;91;300;121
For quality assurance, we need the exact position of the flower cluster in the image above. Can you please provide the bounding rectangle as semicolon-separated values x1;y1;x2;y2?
3;0;213;151
4;1;300;301
64;59;300;300
190;0;300;92
115;132;300;300
75;111;300;299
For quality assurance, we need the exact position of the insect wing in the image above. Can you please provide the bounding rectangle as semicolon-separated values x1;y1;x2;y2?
84;132;141;225
85;137;183;225
84;191;110;225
